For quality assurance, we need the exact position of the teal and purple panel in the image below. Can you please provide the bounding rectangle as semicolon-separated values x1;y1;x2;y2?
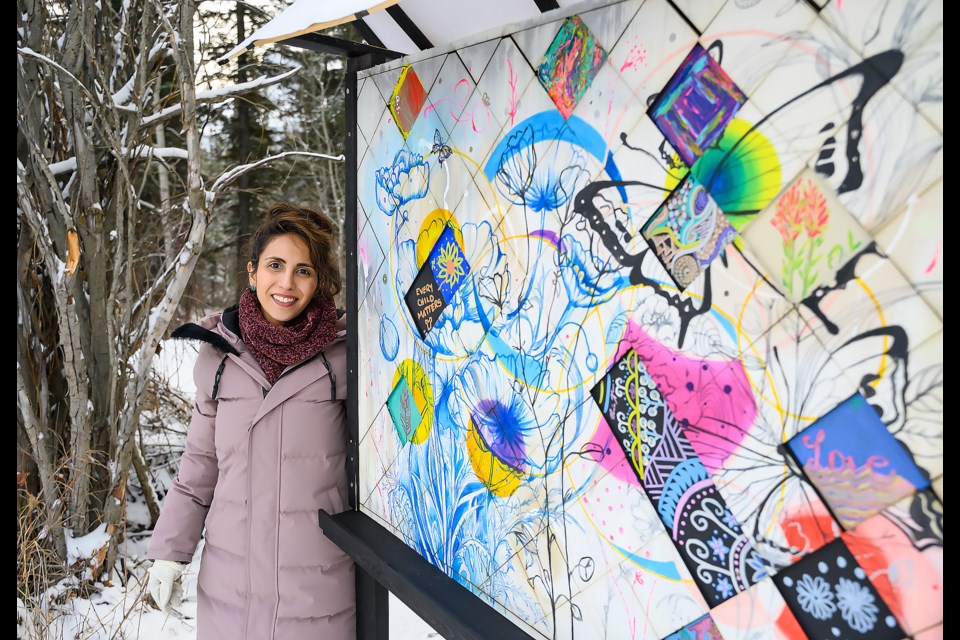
538;16;608;118
773;538;904;640
641;175;737;291
787;393;930;530
592;348;768;606
650;44;747;167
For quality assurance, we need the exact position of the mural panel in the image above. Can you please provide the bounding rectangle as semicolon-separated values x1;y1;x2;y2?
355;1;943;637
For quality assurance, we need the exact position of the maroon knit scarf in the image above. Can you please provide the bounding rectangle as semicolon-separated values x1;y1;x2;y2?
237;288;339;385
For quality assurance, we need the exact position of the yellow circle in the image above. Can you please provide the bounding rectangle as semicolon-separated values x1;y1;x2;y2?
466;417;523;497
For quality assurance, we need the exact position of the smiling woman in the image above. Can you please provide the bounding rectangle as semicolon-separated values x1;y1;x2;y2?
146;203;354;640
249;234;320;325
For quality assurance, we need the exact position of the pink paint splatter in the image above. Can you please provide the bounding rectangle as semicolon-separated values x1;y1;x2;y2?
619;42;648;74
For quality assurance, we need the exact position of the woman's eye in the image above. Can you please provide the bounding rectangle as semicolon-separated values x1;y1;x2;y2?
298;268;313;276
268;262;282;270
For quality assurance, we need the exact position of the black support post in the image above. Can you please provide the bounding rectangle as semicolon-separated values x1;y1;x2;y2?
344;57;360;510
356;563;390;640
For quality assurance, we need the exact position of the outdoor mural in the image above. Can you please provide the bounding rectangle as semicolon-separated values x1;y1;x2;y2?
354;0;942;638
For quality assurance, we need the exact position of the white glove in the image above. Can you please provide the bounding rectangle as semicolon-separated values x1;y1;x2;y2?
147;559;185;613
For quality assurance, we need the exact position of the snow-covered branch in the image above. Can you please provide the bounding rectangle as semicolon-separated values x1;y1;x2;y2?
17;47;98;103
208;151;344;204
141;66;300;126
127;145;189;159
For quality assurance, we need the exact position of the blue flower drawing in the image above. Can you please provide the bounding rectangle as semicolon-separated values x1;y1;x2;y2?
714;576;733;600
375;149;430;216
836;577;879;633
746;551;768;582
796;574;836;620
721;510;740;529
708;536;729;562
494;125;587;213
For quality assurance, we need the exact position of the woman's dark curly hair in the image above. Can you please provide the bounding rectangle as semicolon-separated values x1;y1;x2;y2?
247;203;342;301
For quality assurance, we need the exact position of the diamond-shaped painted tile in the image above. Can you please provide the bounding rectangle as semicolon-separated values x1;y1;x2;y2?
641;174;737;292
773;538;905;640
403;258;445;339
650;43;746;168
403;223;472;339
742;167;872;304
592;347;768;606
386;375;422;446
786;393;930;530
388;65;428;139
537;15;608;119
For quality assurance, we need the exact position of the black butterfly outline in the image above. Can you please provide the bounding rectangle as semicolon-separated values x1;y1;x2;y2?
431;128;452;166
569;48;904;347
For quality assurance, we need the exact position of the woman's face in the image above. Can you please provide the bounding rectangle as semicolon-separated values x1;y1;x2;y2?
248;233;318;325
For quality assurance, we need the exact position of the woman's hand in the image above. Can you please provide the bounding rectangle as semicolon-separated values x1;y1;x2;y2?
147;559;185;613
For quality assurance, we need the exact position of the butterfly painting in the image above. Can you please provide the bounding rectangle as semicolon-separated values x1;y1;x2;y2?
432;128;452;166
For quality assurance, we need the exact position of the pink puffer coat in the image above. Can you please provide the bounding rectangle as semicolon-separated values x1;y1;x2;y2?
148;306;354;640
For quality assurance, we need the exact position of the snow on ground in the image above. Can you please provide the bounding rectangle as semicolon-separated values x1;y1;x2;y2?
19;335;438;639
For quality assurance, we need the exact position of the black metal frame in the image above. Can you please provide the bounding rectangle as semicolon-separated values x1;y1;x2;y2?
342;48;401;510
281;32;398;58
320;510;535;640
533;0;560;12
385;4;433;50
